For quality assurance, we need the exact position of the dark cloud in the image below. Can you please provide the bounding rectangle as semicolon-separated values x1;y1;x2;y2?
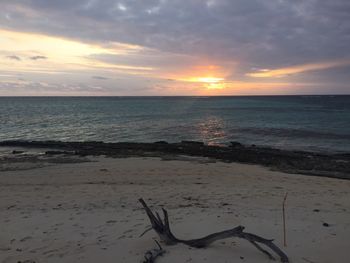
1;1;349;64
30;55;47;60
1;0;350;91
92;76;109;80
6;55;21;61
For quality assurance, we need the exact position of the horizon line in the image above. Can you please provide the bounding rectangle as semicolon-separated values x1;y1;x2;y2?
0;94;349;98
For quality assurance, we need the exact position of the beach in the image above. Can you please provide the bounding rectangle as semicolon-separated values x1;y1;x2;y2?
1;153;349;263
2;0;350;262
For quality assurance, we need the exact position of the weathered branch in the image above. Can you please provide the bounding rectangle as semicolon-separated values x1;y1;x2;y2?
139;198;289;263
140;226;153;237
249;240;276;260
142;240;165;263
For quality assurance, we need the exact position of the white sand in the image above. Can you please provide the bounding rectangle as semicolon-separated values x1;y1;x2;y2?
0;156;349;263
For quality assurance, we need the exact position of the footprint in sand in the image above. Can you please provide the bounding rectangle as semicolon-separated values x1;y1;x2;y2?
20;236;32;242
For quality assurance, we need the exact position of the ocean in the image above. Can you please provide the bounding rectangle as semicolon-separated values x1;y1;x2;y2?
0;96;349;153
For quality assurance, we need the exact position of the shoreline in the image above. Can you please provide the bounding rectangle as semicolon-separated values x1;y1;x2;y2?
1;140;349;179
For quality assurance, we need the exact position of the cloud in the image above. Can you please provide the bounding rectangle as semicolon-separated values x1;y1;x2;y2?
0;0;349;94
92;75;108;80
0;79;112;96
1;1;349;65
247;59;350;78
6;55;21;61
30;55;47;60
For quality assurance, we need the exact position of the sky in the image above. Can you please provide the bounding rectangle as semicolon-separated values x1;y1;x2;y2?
0;0;350;96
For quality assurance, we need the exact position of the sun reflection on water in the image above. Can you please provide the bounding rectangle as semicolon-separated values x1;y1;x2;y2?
196;116;227;145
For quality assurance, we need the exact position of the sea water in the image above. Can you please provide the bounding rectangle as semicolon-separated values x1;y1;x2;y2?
0;96;349;153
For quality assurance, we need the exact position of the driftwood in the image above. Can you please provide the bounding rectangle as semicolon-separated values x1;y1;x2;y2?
142;240;165;263
139;198;289;263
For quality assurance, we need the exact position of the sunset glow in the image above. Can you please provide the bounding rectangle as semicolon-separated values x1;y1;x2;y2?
0;1;349;95
0;29;153;75
191;77;226;90
248;60;350;78
191;77;225;83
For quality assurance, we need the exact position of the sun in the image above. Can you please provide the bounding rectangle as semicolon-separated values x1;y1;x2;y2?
169;64;228;91
194;77;224;83
182;76;226;89
195;77;226;90
205;82;226;90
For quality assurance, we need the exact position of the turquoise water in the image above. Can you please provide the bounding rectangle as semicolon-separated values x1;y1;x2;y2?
0;96;349;153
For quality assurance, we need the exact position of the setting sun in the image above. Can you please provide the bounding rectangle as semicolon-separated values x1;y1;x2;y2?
183;76;226;90
206;82;226;90
193;77;224;83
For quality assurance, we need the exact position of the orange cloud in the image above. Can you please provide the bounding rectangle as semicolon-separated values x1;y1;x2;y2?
0;28;151;75
247;59;350;78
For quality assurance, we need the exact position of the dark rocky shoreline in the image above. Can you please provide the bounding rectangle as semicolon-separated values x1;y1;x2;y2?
0;140;349;179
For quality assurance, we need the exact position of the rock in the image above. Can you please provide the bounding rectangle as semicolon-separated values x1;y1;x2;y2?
154;141;168;144
1;140;349;180
45;150;74;155
181;140;204;146
12;150;24;154
230;141;243;148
